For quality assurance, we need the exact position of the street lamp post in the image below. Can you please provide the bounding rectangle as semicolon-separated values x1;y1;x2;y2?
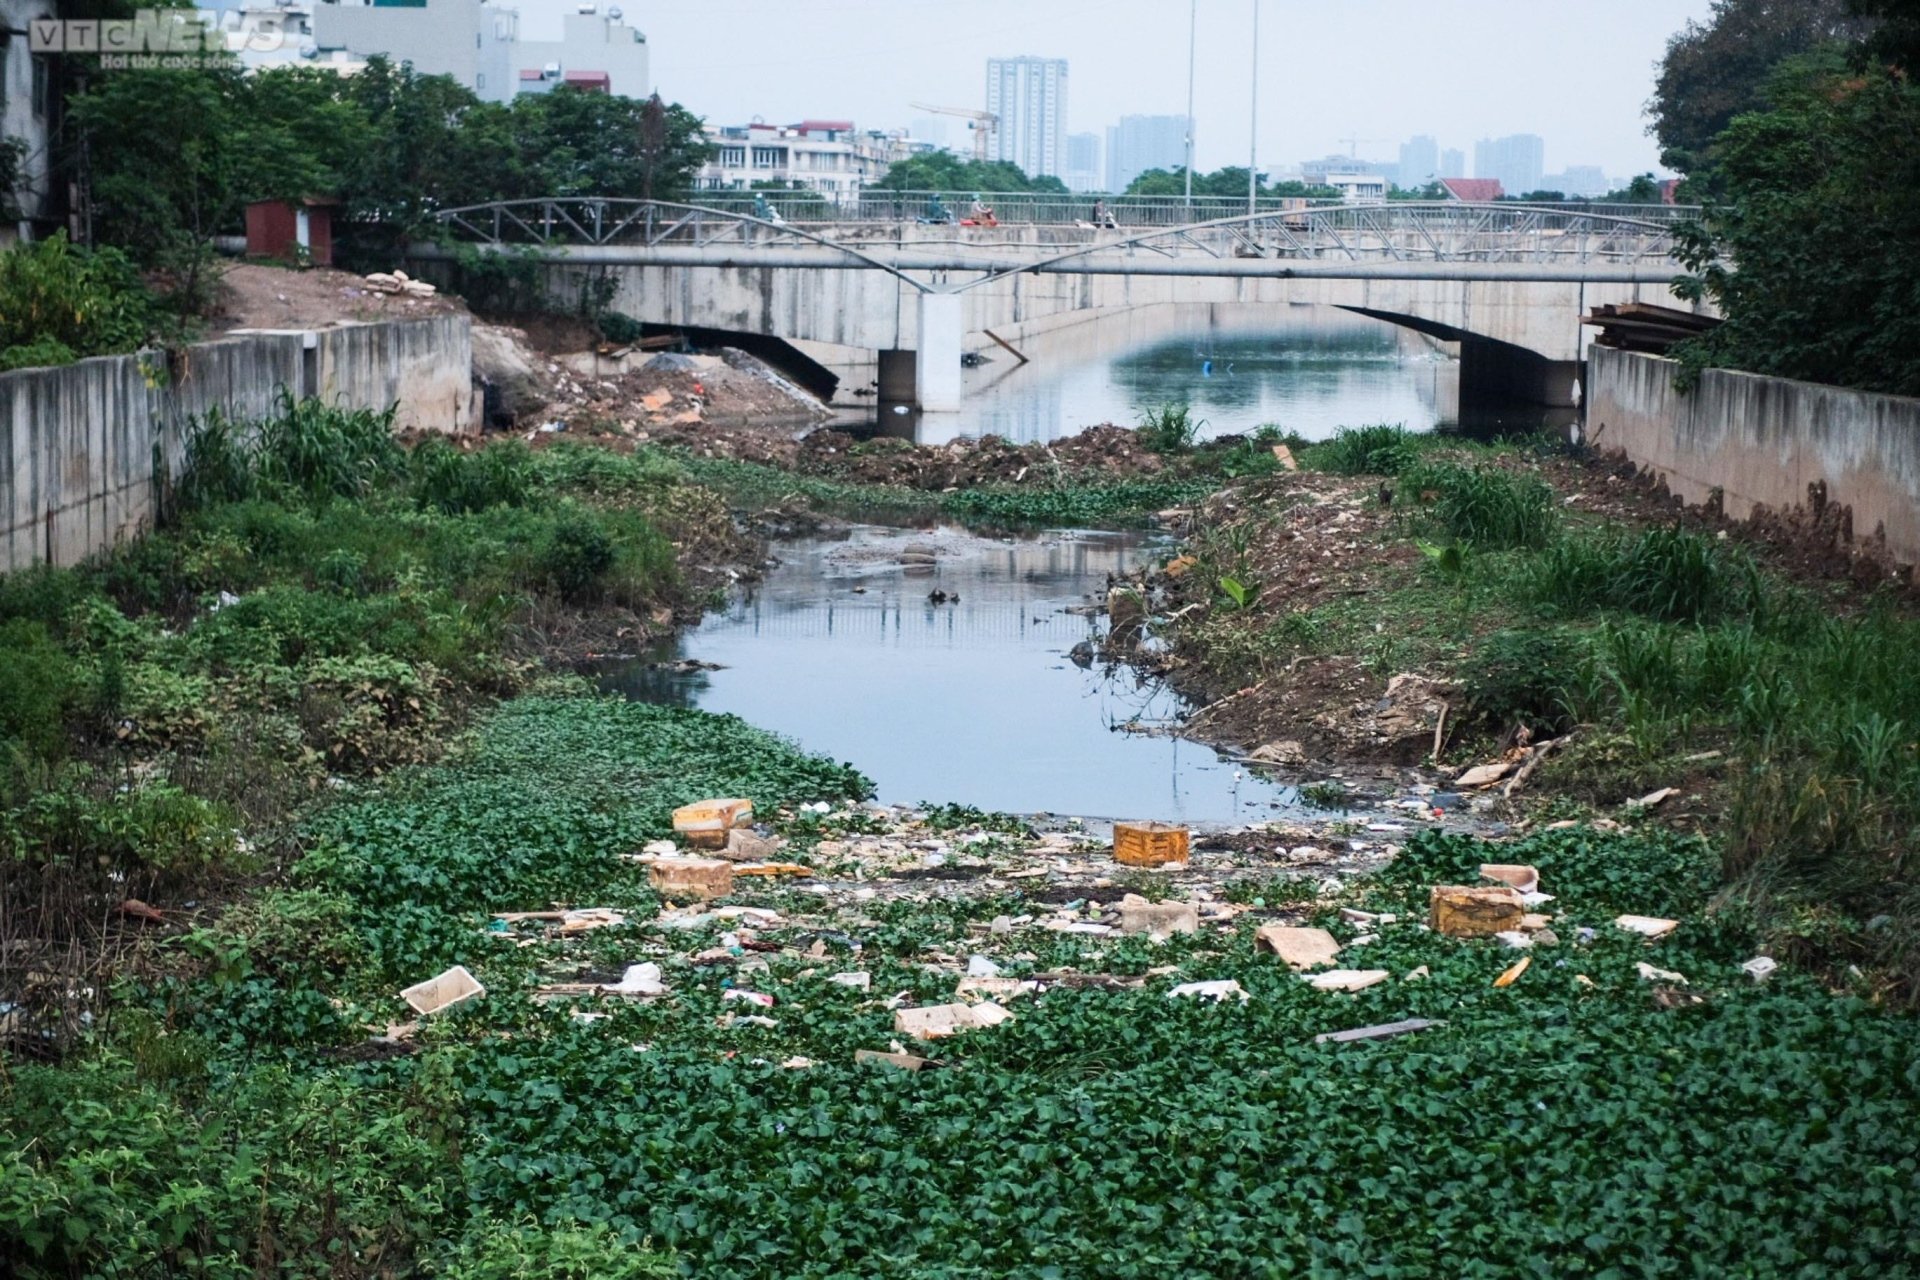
1184;0;1197;209
1248;0;1260;217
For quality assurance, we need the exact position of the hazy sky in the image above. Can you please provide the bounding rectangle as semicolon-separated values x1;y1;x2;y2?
519;0;1714;177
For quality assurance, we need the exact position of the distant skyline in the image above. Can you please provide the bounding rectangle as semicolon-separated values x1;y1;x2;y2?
515;0;1712;178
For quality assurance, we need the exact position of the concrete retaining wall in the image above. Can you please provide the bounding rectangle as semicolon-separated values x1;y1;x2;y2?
1;315;472;573
1587;346;1920;565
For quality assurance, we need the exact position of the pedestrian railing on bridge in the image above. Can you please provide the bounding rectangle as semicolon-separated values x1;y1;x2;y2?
432;198;1686;272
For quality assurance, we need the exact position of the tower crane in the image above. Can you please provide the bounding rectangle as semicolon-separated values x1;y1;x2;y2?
910;102;999;163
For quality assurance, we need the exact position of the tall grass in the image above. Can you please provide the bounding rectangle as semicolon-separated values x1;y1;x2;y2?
1409;462;1556;549
1137;404;1203;455
1306;423;1423;475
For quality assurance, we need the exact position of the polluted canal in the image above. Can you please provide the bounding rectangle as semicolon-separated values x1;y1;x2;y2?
596;523;1293;822
600;312;1479;824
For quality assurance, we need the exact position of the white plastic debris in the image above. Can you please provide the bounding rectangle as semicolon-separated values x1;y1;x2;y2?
1741;956;1778;983
1636;961;1688;985
602;963;666;996
966;954;1001;978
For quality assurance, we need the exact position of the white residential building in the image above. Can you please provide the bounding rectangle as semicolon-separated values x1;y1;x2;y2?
513;5;647;98
302;0;645;102
986;55;1066;180
1303;167;1389;203
313;0;519;101
695;121;899;200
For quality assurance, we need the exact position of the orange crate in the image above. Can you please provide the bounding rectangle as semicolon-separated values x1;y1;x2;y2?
1113;821;1190;867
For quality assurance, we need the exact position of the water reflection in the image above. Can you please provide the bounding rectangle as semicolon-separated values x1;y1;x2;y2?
594;526;1298;822
861;306;1462;446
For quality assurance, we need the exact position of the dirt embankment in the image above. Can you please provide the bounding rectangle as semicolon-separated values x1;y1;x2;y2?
1120;448;1917;786
211;262;465;331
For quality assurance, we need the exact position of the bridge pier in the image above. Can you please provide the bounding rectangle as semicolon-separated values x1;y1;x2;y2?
915;293;964;412
1459;336;1581;413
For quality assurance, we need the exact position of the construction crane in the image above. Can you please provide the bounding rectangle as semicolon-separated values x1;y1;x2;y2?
910;102;999;162
1337;135;1389;160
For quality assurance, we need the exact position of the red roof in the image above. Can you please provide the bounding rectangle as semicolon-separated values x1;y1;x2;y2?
1440;178;1503;201
563;70;611;91
792;119;854;134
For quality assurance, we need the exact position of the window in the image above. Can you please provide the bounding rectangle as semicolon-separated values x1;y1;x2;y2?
31;54;48;118
475;73;485;90
720;147;745;167
751;146;783;169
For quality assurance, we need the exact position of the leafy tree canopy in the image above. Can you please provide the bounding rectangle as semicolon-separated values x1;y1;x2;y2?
1674;53;1920;394
1649;0;1869;176
1124;167;1339;200
873;152;1065;193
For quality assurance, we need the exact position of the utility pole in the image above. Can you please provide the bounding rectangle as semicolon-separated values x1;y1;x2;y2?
1184;0;1197;208
1247;0;1260;217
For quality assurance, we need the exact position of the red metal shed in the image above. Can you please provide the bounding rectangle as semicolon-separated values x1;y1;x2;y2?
244;197;338;266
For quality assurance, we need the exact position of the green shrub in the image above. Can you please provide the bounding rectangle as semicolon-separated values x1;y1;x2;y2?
2;777;241;875
253;394;405;501
1527;525;1760;623
0;620;80;760
538;508;618;601
1138;403;1202;454
0;232;157;367
1465;627;1590;734
440;1218;678;1280
1411;462;1555;549
1308;423;1421;475
412;437;535;515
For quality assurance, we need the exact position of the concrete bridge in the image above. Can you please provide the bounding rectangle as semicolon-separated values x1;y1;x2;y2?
417;199;1699;412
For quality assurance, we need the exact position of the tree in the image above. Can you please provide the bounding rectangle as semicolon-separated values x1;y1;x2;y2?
1673;55;1920;395
875;152;1063;193
69;63;253;314
1389;180;1447;201
1649;0;1869;176
1123;166;1338;200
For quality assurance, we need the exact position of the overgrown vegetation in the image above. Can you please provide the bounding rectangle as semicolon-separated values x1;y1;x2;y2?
1173;433;1920;995
0;233;164;370
0;401;726;1048
1659;2;1920;393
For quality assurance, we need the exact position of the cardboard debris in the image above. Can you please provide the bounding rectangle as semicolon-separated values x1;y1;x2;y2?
1479;863;1540;894
720;828;782;862
1613;914;1679;940
1314;1017;1437;1044
1271;443;1299;470
672;797;754;849
893;1001;1013;1039
1430;884;1525;937
1254;924;1342;969
1119;896;1200;939
1303;969;1391;993
1113;821;1189;867
648;857;735;900
733;862;813;878
558;908;627;936
400;964;485;1016
1493;956;1532;987
1455;760;1516;789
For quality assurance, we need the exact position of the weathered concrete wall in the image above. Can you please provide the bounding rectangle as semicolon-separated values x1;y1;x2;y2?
1587;346;1920;565
1;317;472;573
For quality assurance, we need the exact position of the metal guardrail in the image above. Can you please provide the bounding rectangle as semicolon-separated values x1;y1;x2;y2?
677;188;1700;228
432;199;1682;271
